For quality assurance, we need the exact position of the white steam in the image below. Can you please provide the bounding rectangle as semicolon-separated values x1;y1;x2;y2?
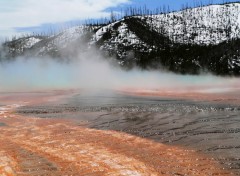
0;52;239;93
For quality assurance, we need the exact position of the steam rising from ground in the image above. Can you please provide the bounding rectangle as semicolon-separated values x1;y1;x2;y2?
0;50;239;93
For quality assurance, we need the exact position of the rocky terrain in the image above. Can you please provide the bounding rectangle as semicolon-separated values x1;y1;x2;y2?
0;91;238;176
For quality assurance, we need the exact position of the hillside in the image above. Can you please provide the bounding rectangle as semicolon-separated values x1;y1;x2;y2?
1;2;240;75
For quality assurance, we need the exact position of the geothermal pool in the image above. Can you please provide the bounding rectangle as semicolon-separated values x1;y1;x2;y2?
0;90;240;175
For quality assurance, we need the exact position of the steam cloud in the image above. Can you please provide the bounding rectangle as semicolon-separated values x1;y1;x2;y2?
0;46;239;93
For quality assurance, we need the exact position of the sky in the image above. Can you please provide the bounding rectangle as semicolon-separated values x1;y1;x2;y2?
0;0;240;40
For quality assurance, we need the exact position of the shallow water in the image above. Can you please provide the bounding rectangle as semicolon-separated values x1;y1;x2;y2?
17;91;240;174
0;122;6;126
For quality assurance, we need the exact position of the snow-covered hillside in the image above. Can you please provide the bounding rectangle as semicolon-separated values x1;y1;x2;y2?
86;3;240;62
2;2;240;75
5;36;44;56
91;20;152;60
91;3;240;46
146;3;240;45
6;3;240;56
52;26;89;48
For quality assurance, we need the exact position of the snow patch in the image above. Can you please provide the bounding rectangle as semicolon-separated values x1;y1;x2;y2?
24;37;42;48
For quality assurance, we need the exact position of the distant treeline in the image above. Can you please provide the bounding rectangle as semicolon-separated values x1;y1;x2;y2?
4;0;239;43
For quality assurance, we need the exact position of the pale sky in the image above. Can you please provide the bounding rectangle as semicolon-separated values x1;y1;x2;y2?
0;0;130;39
0;0;239;39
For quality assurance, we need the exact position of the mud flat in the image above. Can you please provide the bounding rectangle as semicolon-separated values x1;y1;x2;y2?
0;90;240;175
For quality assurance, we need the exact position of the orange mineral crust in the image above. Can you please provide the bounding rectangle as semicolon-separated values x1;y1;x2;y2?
0;90;78;105
0;105;234;175
121;87;240;106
